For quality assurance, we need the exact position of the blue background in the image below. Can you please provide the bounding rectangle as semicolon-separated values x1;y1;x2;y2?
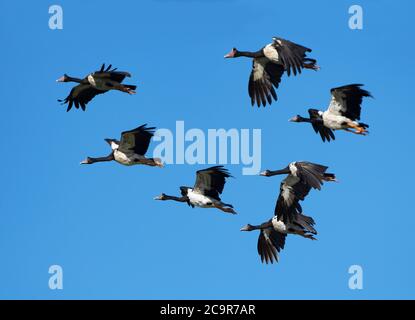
0;0;413;299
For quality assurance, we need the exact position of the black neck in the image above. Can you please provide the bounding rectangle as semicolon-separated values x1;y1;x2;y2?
88;154;114;163
163;195;188;202
266;168;291;176
298;116;313;123
66;75;84;83
251;221;273;230
235;50;264;58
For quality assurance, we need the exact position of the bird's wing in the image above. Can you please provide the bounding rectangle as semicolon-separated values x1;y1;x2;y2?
92;64;131;83
193;166;232;200
271;37;312;76
292;213;317;235
257;226;286;264
119;124;155;155
327;84;372;121
58;84;106;112
308;109;336;142
274;175;311;223
295;161;330;190
248;57;285;107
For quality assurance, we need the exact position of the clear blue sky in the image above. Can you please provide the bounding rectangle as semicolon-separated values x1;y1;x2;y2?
0;0;414;299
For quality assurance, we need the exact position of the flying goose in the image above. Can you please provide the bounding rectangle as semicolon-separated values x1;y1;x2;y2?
57;64;136;112
260;162;336;224
241;161;336;264
241;211;317;264
154;166;236;214
224;36;319;107
80;124;163;167
289;84;373;142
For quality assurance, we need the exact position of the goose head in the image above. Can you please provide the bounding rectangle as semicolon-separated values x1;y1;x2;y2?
224;48;239;58
56;74;70;82
240;224;255;232
80;157;93;165
154;193;167;200
289;115;302;122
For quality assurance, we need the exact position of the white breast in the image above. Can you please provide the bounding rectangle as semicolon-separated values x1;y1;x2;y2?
289;162;298;176
114;150;136;166
271;217;287;233
263;44;280;63
322;111;350;130
187;189;215;208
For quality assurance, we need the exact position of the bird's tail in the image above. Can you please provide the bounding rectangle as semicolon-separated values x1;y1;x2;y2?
222;202;234;209
323;173;337;182
303;58;320;71
294;212;317;235
358;122;369;129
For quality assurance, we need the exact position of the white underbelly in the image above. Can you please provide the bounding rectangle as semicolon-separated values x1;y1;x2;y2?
322;112;350;130
187;190;216;208
114;150;143;166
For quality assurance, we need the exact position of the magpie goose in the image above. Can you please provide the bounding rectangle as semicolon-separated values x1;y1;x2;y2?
224;37;319;107
241;211;317;264
260;162;336;224
154;166;236;214
80;124;163;167
289;84;373;142
57;64;136;111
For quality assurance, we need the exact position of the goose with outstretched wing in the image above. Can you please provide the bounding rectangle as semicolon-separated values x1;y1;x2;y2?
290;84;373;142
154;166;236;214
80;124;163;167
57;64;136;111
224;37;319;107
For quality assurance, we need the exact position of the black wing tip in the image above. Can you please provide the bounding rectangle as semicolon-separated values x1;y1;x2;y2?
331;83;372;95
197;165;233;178
133;124;157;135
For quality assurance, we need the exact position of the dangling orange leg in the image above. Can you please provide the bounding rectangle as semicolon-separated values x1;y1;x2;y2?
346;123;369;135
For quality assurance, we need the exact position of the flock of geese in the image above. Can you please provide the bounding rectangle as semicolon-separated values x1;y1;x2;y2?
57;37;373;264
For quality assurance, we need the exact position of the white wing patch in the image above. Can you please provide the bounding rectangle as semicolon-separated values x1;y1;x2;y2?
281;184;295;207
252;58;267;81
327;95;346;116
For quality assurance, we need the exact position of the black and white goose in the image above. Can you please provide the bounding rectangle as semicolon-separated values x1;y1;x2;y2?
289;84;373;142
260;161;336;224
57;64;136;112
241;161;336;264
80;124;163;167
224;36;319;107
154;166;236;214
241;210;317;264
